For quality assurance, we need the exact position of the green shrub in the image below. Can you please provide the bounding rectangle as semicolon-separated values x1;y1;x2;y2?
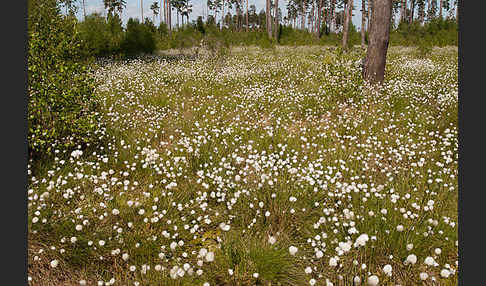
28;0;103;162
121;18;157;57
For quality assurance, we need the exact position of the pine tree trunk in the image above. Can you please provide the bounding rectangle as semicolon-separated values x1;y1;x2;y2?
274;0;279;38
301;0;306;30
400;0;406;23
266;0;272;37
222;0;225;30
246;0;249;31
409;0;415;24
317;0;322;37
141;0;144;22
342;0;353;50
361;0;366;48
169;2;172;34
367;0;372;31
363;0;392;84
82;0;86;20
330;0;336;33
439;0;442;19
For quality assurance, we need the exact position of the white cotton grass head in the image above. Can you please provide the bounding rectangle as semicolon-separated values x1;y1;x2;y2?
268;236;276;245
199;248;208;258
329;257;338;267
353;276;361;284
405;254;417;265
440;269;451;278
309;278;316;285
354;233;369;247
50;259;59;268
367;275;379;286
305;266;312;274
205;251;215;262
424;256;436;266
289;246;298;256
419;272;429;280
383;264;392;276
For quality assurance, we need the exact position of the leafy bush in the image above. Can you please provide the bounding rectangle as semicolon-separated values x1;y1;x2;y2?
28;0;103;162
120;18;157;57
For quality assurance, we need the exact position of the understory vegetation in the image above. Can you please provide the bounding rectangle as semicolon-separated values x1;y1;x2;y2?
77;14;456;58
28;45;458;285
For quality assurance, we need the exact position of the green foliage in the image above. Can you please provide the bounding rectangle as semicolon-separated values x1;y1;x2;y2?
121;18;157;57
390;18;457;46
28;0;103;162
79;13;124;57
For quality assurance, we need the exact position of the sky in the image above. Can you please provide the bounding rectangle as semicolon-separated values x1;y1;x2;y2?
75;0;367;29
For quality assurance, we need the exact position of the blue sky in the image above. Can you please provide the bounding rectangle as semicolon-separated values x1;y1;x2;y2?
75;0;367;29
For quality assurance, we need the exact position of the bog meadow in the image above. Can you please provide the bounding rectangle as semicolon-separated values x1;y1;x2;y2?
28;0;458;285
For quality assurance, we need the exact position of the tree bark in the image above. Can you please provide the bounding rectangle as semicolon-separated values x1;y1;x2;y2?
246;0;249;31
82;0;86;20
439;0;442;19
342;0;353;50
274;0;279;38
222;0;225;30
368;0;372;31
409;0;415;24
169;1;172;34
400;0;406;22
361;0;366;48
266;0;272;37
330;0;336;32
141;0;144;22
317;0;322;37
363;0;392;84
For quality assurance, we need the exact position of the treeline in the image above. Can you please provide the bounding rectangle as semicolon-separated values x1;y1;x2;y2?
78;13;456;57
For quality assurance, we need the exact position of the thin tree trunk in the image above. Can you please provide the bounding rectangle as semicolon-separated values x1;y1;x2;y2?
367;0;372;31
361;0;366;48
222;0;225;30
439;0;442;19
246;0;249;31
266;0;272;37
363;0;392;84
301;0;305;30
141;0;144;22
400;0;406;22
310;0;315;33
409;0;415;24
82;0;86;20
274;0;279;38
330;0;336;33
317;0;322;37
342;0;353;50
169;1;172;34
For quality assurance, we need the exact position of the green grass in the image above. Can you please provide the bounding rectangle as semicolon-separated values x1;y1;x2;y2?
28;45;458;286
